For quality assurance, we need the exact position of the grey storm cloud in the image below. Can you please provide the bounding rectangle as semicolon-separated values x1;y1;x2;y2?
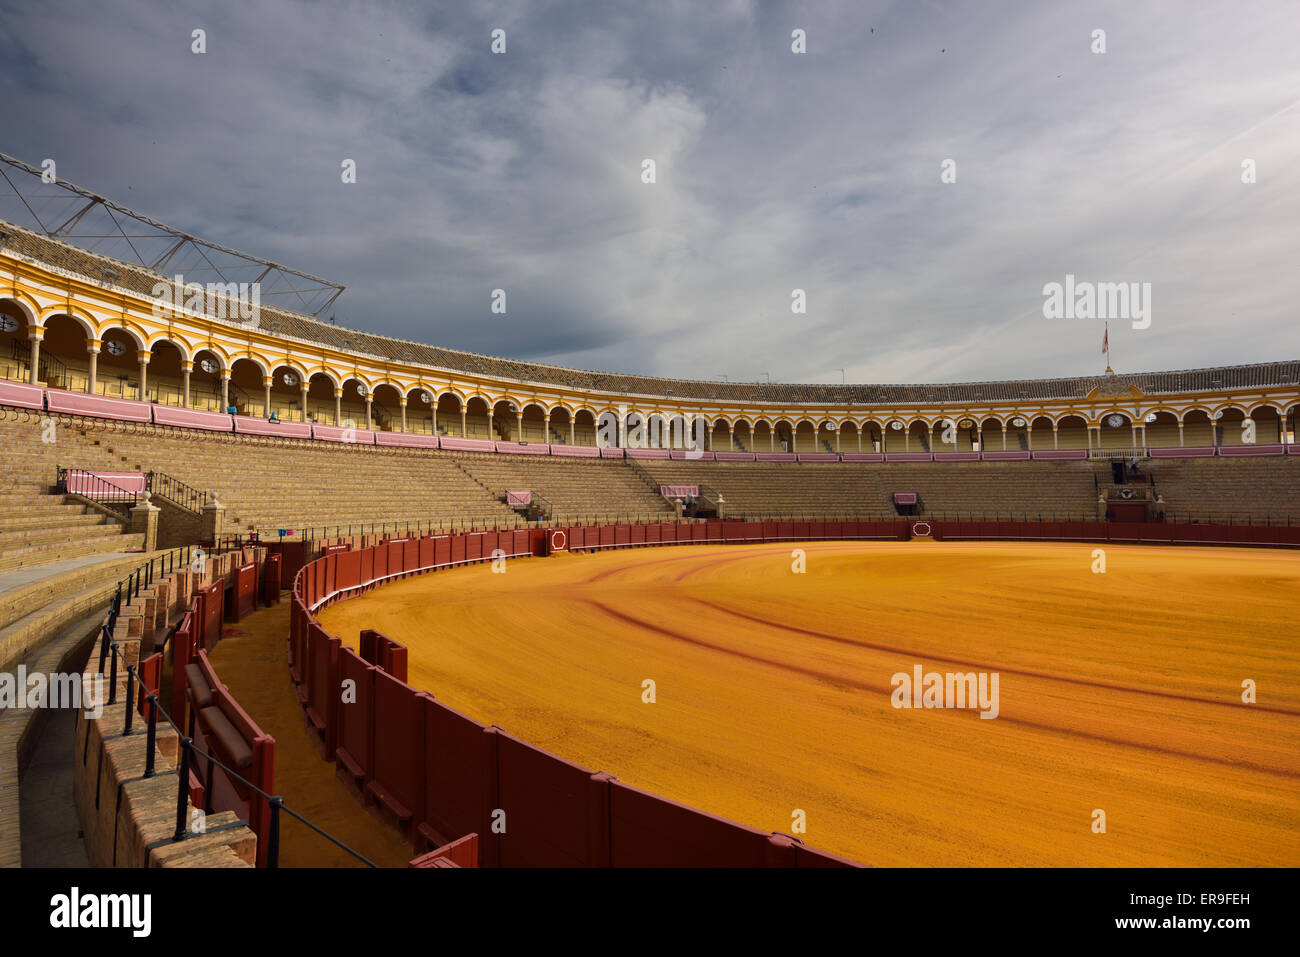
0;0;1296;385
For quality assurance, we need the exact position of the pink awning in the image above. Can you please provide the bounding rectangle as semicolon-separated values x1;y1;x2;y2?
893;492;918;505
506;490;532;506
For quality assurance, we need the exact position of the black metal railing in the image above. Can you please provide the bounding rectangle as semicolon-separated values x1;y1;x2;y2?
56;466;141;514
94;545;378;868
146;470;209;514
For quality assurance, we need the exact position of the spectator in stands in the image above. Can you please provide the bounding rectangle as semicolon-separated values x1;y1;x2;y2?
226;404;238;415
268;409;279;423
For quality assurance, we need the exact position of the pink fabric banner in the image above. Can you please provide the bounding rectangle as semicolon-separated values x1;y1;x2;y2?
66;469;146;495
151;405;234;432
659;485;699;498
0;380;45;410
506;490;532;506
893;492;918;505
45;388;152;422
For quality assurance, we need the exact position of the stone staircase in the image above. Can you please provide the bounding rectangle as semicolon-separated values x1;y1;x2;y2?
0;486;144;575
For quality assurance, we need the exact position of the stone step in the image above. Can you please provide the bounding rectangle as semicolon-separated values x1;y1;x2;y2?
0;533;145;577
0;510;113;533
0;520;123;550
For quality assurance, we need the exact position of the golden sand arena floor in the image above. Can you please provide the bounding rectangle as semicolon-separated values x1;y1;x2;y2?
315;540;1300;867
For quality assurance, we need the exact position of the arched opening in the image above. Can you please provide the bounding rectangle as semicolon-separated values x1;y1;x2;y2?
1182;409;1213;448
465;396;492;439
228;358;266;416
1096;411;1133;452
710;418;731;452
403;386;435;434
147;339;186;406
1247;404;1283;446
434;392;462;437
0;300;37;383
371;383;403;432
1143;410;1180;449
772;420;794;453
1055;414;1088;449
97;326;146;400
266;365;310;422
339;378;371;429
839;421;860;453
34;314;92;392
978;417;1004;452
304;373;337;425
192;350;226;411
548;406;572;445
794;421;817;453
861;422;884;454
1214;407;1247;447
731;419;752;453
816;420;838;453
752;419;773;452
573;409;597;447
519;403;546;444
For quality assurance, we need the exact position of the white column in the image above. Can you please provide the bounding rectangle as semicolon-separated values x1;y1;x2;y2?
365;395;373;430
301;383;310;422
138;353;150;400
27;333;42;385
86;340;100;393
461;409;467;437
400;398;408;433
1001;426;1007;451
182;361;192;407
334;390;343;425
221;372;230;410
263;376;272;417
570;419;575;445
1052;425;1058;449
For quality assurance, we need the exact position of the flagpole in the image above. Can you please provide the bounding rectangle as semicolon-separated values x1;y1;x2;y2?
1103;321;1113;374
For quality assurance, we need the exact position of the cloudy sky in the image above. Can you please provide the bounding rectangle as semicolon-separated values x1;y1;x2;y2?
1;0;1296;386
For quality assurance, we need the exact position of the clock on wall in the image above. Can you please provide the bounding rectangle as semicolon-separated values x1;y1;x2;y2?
0;316;18;333
105;340;126;357
282;372;298;387
199;359;217;374
1106;413;1125;428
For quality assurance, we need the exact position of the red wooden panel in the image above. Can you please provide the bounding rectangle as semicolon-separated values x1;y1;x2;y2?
366;672;428;832
230;562;257;621
793;521;810;540
608;780;773;867
306;623;340;757
778;521;794;540
493;732;611;867
335;550;361;591
599;526;615;547
810;521;826;539
644;523;661;544
615;525;631;546
451;534;466;564
403;538;419;571
435;536;451;566
512;529;530;555
359;546;374;585
659;523;676;543
335;648;375;784
421;699;496;860
373;542;389;579
466;532;483;562
706;520;723;543
691;523;707;542
263;553;282;606
202;582;223;650
630;524;646;545
419;536;436;569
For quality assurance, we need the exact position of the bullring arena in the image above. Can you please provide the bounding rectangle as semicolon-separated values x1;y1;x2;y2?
0;166;1297;869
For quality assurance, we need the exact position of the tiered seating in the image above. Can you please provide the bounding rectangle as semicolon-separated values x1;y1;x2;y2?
453;452;674;523
1147;457;1300;522
640;459;1104;519
641;461;891;518
2;414;520;535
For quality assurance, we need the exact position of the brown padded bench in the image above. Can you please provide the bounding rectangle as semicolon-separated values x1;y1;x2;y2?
198;705;254;770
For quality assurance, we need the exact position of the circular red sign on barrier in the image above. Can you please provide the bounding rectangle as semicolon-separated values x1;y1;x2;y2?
550;529;567;552
912;521;932;538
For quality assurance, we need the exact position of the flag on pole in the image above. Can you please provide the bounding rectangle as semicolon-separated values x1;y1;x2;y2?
1102;322;1109;355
